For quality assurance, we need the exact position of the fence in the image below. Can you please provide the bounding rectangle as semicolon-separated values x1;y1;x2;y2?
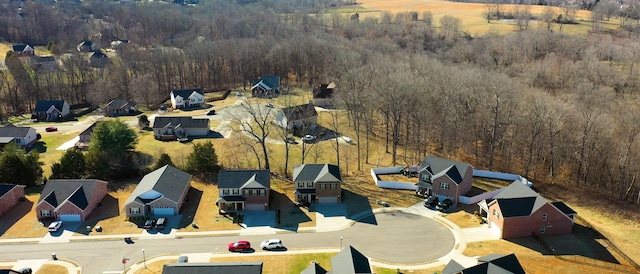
574;215;640;271
458;189;503;204
472;170;532;187
369;167;418;190
557;255;639;273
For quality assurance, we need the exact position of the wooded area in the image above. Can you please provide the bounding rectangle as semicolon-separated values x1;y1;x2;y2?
2;0;640;204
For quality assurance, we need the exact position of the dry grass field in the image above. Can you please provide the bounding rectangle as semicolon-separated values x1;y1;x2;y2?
0;193;49;239
35;264;68;274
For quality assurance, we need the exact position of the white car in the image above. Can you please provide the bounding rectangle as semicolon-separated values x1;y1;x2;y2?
48;221;62;232
260;239;284;250
302;135;316;143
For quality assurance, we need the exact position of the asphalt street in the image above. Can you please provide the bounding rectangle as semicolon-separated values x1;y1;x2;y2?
0;212;455;273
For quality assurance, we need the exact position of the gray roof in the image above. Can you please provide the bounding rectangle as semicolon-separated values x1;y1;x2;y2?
442;259;465;274
443;254;525;274
217;170;270;189
300;262;328;274
331;245;372;274
0;125;32;138
0;184;21;198
281;103;318;121
419;156;471;184
105;98;136;109
79;121;98;137
293;164;342;183
37;179;106;210
34;100;66;112
162;262;263;274
126;165;191;205
171;88;204;99
153;116;209;129
492;181;547;217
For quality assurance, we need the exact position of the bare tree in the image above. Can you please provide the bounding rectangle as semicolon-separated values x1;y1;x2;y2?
229;99;274;170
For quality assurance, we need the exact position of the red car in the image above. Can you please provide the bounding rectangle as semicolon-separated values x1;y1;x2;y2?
45;126;58;132
228;240;251;252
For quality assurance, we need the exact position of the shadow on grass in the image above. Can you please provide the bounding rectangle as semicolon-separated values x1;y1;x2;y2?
29;141;47;154
178;186;203;229
342;189;377;225
0;199;34;236
271;191;310;232
77;194;120;235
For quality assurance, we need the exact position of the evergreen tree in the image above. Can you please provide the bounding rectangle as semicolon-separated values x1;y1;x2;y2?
184;141;220;181
51;149;86;179
0;142;43;186
153;153;174;170
85;119;138;179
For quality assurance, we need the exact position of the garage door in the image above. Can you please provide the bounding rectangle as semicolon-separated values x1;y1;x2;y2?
245;203;265;211
153;207;175;215
318;197;338;204
489;220;502;238
59;214;82;222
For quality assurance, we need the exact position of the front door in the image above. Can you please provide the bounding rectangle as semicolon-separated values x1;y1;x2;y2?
237;203;243;211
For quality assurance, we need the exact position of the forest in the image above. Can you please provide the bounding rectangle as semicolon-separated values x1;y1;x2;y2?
1;0;640;206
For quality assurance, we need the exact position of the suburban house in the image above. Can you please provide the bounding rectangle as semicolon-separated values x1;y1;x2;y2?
478;180;576;239
415;156;474;206
35;179;108;222
293;164;342;204
34;100;71;122
302;245;371;274
103;98;137;117
0;184;25;217
163;262;263;274
110;39;130;48
0;125;38;148
442;253;525;274
31;55;56;71
276;103;318;132
216;169;270;213
251;75;280;98
170;88;205;109
152;116;210;141
75;121;98;150
77;40;97;52
124;165;192;217
312;82;336;108
12;44;35;56
89;50;109;67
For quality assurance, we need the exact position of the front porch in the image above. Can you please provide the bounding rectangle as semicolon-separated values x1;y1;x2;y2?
294;189;316;205
216;196;246;214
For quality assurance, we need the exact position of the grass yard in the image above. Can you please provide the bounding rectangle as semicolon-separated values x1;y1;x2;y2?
37;130;81;177
132;259;174;274
0;193;49;239
178;180;241;232
35;264;68;274
471;177;512;192
79;183;143;236
444;211;482;228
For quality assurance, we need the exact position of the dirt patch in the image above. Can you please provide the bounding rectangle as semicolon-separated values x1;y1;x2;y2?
35;264;68;274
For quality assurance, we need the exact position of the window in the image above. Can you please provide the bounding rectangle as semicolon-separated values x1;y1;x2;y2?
244;190;251;196
129;208;140;215
492;209;499;218
15;139;22;144
320;184;326;190
542;213;547;220
421;174;430;181
260;189;266;196
297;182;304;188
540;226;546;233
232;189;240;195
306;182;313;187
330;184;337;189
440;182;449;190
222;189;230;195
41;210;51;217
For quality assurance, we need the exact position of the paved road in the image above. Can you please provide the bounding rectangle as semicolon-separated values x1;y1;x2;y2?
0;212;455;273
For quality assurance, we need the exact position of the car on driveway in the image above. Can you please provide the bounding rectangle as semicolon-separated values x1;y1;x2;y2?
45;126;58;132
302;134;316;143
260;239;284;250
436;199;453;212
143;219;156;230
48;221;62;232
424;196;439;209
228;240;251;252
206;109;216;115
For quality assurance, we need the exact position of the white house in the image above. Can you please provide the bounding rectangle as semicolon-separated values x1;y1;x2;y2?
0;125;39;148
170;88;205;109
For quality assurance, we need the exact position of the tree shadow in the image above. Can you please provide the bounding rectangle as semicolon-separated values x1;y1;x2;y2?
0;199;34;236
177;186;203;229
342;189;377;225
270;191;310;232
28;141;47;153
76;194;120;235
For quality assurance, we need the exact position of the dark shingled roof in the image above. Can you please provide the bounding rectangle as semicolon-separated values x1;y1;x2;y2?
12;44;33;52
281;103;318;121
162;262;263;274
293;164;342;183
0;125;32;138
496;197;537;218
79;121;98;137
152;116;209;129
34;100;66;112
551;201;577;215
331;245;372;274
300;261;328;274
252;75;280;90
312;83;335;99
126;165;192;205
37;179;105;210
492;181;547;217
171;88;204;99
217;170;270;189
443;254;525;274
105;98;136;109
0;184;18;198
419;156;471;184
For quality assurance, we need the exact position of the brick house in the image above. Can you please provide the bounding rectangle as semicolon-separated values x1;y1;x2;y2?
124;165;191;217
478;180;576;239
35;179;108;222
443;253;525;274
415;156;473;206
0;184;26;216
216;169;270;213
293;164;342;204
302;245;371;274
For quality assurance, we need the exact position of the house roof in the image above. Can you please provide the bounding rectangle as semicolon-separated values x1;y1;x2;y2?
0;184;22;199
300;262;328;274
33;55;55;62
79;121;98;137
252;75;280;90
330;245;371;274
441;259;466;274
216;196;246;203
90;51;108;59
152;116;209;129
13;44;33;52
171;88;204;99
162;262;263;274
281;103;318;121
551;201;577;215
105;98;137;109
126;165;192;205
491;181;547;217
0;125;32;138
293;164;342;183
419;156;471;184
217;170;270;189
443;254;525;274
37;179;106;210
34;100;66;112
313;82;335;99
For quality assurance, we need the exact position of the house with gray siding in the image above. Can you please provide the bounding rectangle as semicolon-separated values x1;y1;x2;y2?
124;165;192;217
216;170;270;213
0;125;38;148
293;164;342;204
152;116;209;141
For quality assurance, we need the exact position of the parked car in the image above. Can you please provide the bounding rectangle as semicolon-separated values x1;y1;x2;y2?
286;137;298;145
17;267;32;274
206;109;216;115
436;199;453;212
302;134;316;143
235;92;243;97
155;217;167;230
424;196;439;209
48;221;62;232
228;240;251;252
260;239;284;250
177;256;188;263
45;126;58;132
265;102;274;108
143;219;156;230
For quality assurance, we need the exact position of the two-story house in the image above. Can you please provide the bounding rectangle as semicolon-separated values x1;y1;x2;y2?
216;170;270;213
415;156;473;207
170;88;205;109
293;164;342;204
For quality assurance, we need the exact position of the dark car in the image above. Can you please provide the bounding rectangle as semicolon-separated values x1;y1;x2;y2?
424;196;439;209
17;267;32;274
436;199;453;212
206;109;216;115
45;126;58;132
143;219;156;230
228;240;251;252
